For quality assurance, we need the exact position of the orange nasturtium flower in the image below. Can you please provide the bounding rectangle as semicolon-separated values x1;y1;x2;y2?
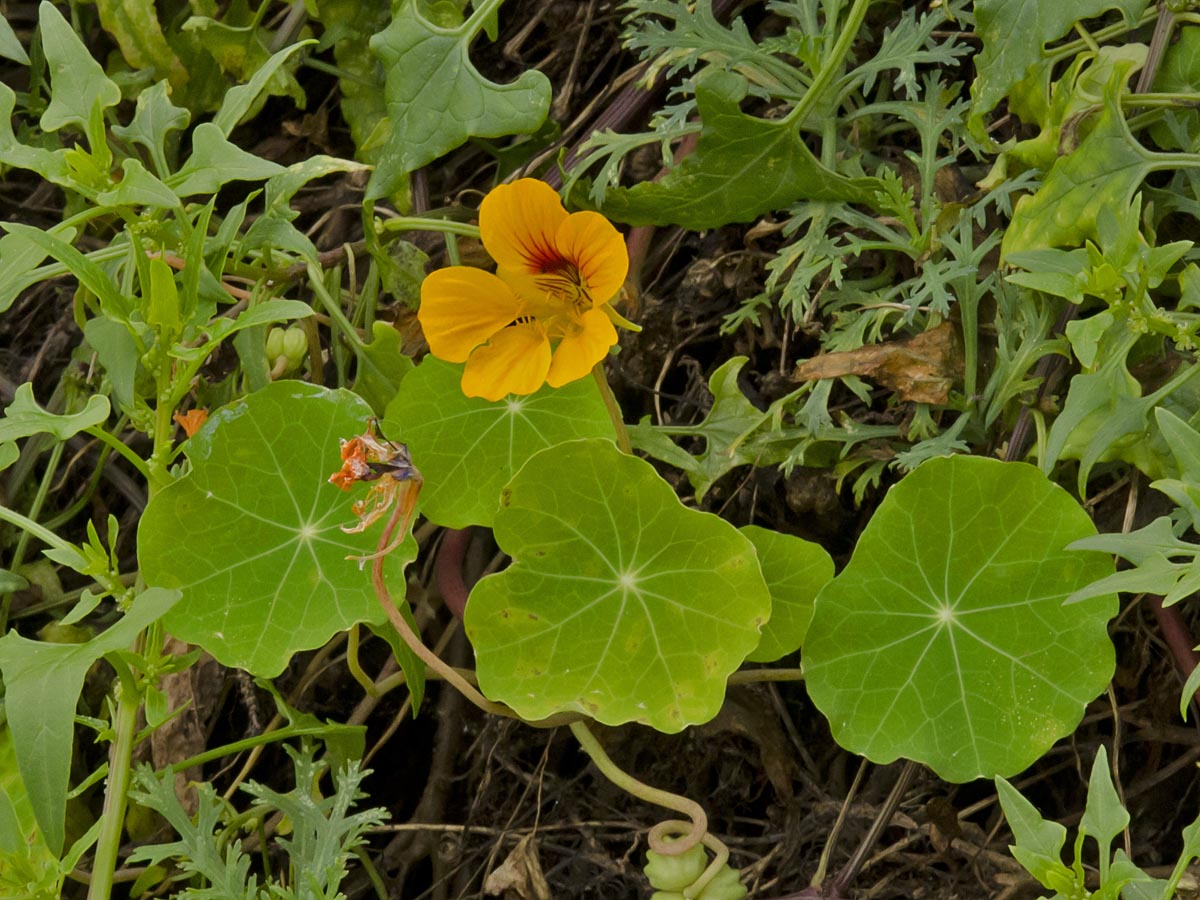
418;179;630;401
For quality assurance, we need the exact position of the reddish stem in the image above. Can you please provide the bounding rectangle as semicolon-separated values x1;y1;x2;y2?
1147;595;1200;702
435;527;473;619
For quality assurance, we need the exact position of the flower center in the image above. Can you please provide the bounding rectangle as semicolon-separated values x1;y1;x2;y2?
535;261;593;316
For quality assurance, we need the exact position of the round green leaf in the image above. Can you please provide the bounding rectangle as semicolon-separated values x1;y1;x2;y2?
384;356;614;528
465;439;770;732
740;525;833;663
803;455;1116;782
139;381;416;677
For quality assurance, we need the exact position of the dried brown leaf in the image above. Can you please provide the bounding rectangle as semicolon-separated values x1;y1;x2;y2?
794;321;962;405
483;834;552;900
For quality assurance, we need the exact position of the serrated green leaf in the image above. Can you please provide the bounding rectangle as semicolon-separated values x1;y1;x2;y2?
589;70;878;229
1001;57;1150;256
969;0;1150;130
111;81;190;177
1006;45;1147;172
0;383;110;443
804;455;1117;781
1183;660;1200;721
168;122;286;196
37;1;121;134
740;525;832;663
0;587;180;854
365;0;551;200
465;438;770;732
139;382;418;677
384;357;614;528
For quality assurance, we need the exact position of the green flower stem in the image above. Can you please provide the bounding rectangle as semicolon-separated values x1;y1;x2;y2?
345;624;380;698
164;722;363;775
569;719;709;856
784;0;870;130
90;359;180;900
84;425;151;481
86;657;141;900
379;217;481;240
0;439;65;632
592;363;632;454
0;502;84;558
1047;6;1160;63
367;482;580;727
307;261;368;354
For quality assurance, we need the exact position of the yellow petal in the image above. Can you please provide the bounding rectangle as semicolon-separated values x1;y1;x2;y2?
479;179;568;275
461;322;551;401
418;267;524;363
555;211;629;306
546;309;618;388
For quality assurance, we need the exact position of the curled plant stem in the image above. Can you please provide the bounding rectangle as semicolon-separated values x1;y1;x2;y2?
592;362;632;453
568;720;710;856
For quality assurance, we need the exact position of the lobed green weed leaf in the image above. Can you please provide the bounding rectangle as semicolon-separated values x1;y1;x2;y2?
466;438;770;732
0;84;71;189
803;456;1117;781
0;588;181;854
139;382;419;679
365;0;551;200
0;383;110;443
589;70;878;229
168;122;286;197
384;356;614;528
630;356;793;501
37;1;121;137
0;12;27;64
969;0;1150;133
994;776;1072;891
1002;57;1149;257
1079;745;1129;883
111;81;191;178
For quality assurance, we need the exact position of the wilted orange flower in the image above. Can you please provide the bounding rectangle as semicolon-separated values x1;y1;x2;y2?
173;409;208;438
418;179;630;401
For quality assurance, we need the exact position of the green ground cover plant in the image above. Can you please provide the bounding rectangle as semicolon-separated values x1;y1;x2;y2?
3;0;1200;897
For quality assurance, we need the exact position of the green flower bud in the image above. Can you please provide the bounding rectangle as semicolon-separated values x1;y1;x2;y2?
645;845;708;892
282;326;308;364
696;864;746;900
266;327;286;360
